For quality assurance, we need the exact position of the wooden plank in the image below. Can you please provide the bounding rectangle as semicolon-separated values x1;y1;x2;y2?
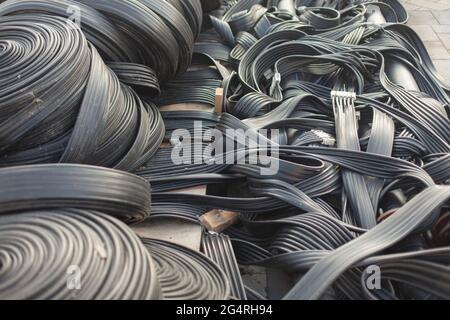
214;88;224;114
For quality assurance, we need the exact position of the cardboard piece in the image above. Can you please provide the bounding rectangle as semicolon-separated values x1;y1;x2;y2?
199;209;240;233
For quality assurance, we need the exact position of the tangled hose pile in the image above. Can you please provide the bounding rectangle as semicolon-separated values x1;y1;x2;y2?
144;0;450;300
0;0;449;301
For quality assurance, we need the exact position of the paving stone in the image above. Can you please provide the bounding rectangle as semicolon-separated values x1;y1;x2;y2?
424;41;450;59
402;3;420;11
401;0;450;80
432;25;450;33
407;0;450;10
431;11;450;24
437;0;450;10
408;10;440;25
437;33;450;50
410;25;440;41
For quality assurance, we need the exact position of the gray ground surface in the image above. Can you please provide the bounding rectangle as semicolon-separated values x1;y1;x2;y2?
404;0;450;82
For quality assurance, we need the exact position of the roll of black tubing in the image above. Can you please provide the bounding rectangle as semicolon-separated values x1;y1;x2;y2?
0;0;203;81
0;14;165;170
142;238;231;300
0;0;137;62
0;209;162;300
0;164;152;224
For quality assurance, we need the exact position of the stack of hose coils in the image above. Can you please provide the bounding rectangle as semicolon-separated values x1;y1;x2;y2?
0;0;449;300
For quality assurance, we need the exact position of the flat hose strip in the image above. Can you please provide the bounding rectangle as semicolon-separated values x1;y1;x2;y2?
0;14;165;171
333;93;377;228
0;164;152;224
283;185;450;299
150;202;209;223
202;233;247;300
0;210;162;300
142;239;231;300
232;247;450;299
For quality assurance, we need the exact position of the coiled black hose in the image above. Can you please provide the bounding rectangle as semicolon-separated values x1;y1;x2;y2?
0;210;162;300
142;238;231;300
0;14;165;171
0;0;203;81
0;164;152;224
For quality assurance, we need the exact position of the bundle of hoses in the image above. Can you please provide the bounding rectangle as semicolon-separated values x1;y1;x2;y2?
0;14;164;171
0;0;203;81
0;210;162;300
143;238;231;300
202;233;247;300
0;164;162;299
0;0;450;301
0;164;231;300
0;0;204;170
140;0;450;300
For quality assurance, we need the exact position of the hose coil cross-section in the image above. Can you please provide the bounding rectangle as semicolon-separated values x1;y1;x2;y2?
0;210;162;300
143;238;231;300
0;164;152;224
